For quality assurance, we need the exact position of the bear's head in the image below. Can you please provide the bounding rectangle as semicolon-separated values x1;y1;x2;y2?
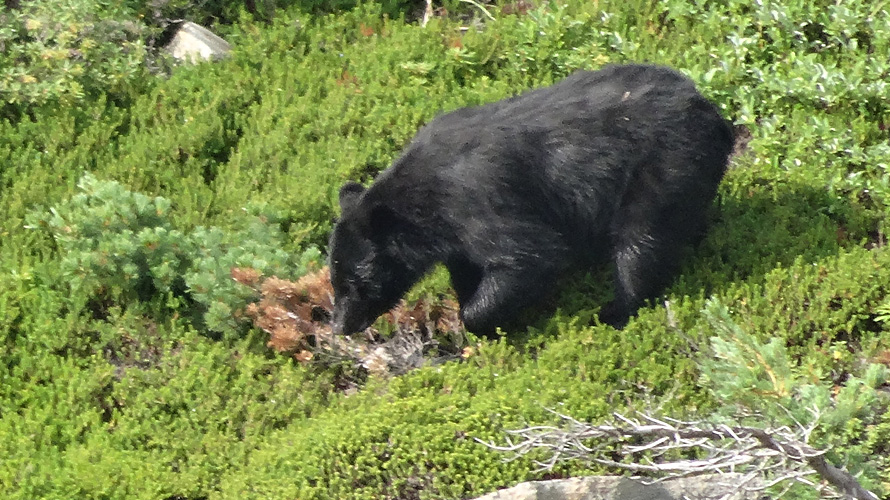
328;182;420;335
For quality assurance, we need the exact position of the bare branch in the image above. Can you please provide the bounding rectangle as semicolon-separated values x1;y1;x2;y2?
421;0;433;27
476;411;879;500
458;0;496;22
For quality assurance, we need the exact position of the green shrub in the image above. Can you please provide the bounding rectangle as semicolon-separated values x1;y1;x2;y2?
25;174;321;338
0;0;149;116
127;0;428;28
701;299;889;493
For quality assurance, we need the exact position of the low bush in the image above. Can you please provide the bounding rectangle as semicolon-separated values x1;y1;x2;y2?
0;0;149;117
25;174;321;338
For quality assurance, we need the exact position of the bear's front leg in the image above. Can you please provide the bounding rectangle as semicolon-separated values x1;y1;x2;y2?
459;264;554;336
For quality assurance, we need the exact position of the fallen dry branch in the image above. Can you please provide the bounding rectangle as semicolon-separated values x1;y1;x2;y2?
421;0;433;27
477;409;878;500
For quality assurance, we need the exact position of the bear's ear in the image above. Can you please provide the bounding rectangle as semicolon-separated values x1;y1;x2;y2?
338;181;366;213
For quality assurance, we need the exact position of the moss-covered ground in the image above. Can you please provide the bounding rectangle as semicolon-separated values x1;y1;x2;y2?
2;0;889;498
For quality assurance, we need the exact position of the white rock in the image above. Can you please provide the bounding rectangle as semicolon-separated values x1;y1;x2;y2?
165;21;231;63
471;474;763;500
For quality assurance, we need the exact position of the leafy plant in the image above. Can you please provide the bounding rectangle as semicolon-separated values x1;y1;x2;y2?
700;299;889;495
875;299;890;325
25;173;320;338
0;0;149;115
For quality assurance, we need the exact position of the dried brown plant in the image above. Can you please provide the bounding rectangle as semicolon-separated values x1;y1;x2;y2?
238;266;466;376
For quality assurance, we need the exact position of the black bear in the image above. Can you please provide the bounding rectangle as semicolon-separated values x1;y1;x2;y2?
328;64;733;336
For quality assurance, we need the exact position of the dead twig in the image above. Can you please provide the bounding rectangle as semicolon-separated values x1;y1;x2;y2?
421;0;433;27
476;409;878;500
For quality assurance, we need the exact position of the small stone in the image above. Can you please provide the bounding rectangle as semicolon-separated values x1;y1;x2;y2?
165;22;231;63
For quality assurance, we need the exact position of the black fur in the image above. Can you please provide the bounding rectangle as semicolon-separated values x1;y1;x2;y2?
328;64;734;335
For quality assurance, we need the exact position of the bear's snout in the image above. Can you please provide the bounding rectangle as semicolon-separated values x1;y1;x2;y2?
330;306;348;336
330;301;373;335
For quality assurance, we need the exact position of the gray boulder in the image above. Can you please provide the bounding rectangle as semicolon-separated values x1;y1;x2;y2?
165;22;231;63
471;474;764;500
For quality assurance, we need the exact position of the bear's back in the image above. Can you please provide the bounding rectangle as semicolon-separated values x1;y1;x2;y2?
416;64;702;142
